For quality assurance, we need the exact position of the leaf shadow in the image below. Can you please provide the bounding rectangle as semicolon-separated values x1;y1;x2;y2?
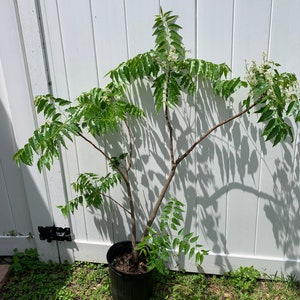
89;78;300;277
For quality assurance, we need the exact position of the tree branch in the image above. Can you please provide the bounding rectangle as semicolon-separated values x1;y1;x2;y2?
141;165;177;239
78;131;137;249
175;101;260;165
124;120;133;172
101;192;131;215
78;132;127;182
142;100;260;239
165;105;175;165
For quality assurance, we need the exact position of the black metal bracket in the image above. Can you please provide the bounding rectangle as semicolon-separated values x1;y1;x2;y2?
38;226;72;243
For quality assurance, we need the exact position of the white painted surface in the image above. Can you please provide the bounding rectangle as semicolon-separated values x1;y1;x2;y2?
0;0;36;254
0;237;35;255
1;0;300;278
0;0;68;261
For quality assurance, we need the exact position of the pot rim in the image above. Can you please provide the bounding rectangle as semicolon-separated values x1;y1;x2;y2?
106;241;154;277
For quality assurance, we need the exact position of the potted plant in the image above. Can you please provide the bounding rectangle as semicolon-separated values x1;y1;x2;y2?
14;9;300;300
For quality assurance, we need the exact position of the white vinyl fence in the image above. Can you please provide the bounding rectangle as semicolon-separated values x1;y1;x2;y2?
1;0;300;278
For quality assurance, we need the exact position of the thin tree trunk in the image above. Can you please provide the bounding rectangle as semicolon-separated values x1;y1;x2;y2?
141;100;260;238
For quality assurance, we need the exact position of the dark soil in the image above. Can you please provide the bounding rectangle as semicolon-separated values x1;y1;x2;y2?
112;252;149;274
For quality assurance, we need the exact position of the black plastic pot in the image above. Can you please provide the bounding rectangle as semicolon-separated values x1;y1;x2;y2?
106;241;155;300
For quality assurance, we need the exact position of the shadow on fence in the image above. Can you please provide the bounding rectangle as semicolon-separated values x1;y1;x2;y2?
75;77;300;276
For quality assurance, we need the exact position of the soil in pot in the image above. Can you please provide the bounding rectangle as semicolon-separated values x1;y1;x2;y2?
112;250;149;274
107;241;155;300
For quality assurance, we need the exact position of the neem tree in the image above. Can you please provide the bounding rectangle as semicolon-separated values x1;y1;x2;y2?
14;10;300;271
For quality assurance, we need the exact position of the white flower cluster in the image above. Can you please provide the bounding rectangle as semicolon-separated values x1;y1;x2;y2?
245;55;300;104
159;46;180;70
167;47;179;62
285;82;300;103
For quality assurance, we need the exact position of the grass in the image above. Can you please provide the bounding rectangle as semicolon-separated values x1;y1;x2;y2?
0;249;300;299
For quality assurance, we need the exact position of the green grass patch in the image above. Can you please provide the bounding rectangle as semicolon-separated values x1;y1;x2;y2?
1;249;300;299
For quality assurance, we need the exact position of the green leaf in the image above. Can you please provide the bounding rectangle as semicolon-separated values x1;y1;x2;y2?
52;113;61;122
171;223;178;231
286;100;298;116
12;149;24;166
189;247;195;260
257;109;274;123
172;237;180;248
173;212;183;221
190;236;199;243
178;241;185;254
37;158;44;173
295;112;300;122
265;125;279;141
55;98;71;106
252;83;269;101
183;243;190;254
213;77;245;99
171;217;181;226
184;233;193;240
196;252;203;265
23;144;33;166
153;9;184;60
273;84;283;101
273;132;283;146
243;96;251;110
262;118;276;135
57;205;68;218
178;228;184;236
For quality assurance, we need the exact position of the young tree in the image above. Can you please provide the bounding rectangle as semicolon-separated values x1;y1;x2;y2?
14;10;300;271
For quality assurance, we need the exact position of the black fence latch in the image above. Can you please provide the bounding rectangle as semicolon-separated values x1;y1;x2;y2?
38;226;72;243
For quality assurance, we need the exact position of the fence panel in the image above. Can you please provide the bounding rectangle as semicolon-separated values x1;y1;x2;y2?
6;0;300;277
